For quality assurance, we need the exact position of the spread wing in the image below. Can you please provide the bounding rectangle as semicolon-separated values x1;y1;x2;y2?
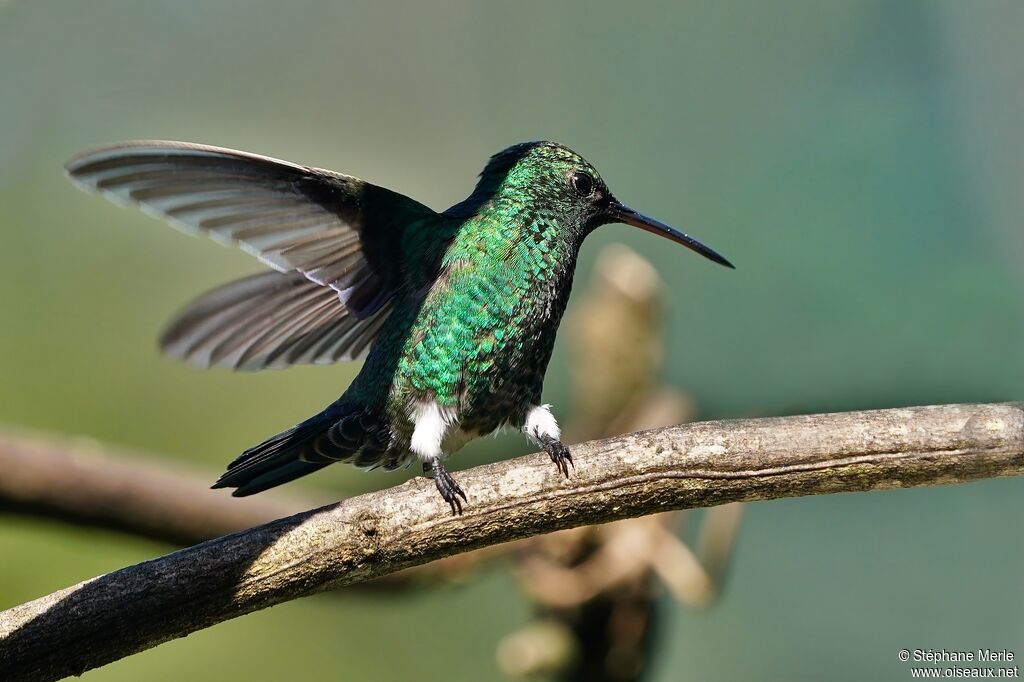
66;140;440;369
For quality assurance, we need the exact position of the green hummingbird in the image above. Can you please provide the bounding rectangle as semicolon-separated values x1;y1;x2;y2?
66;140;732;513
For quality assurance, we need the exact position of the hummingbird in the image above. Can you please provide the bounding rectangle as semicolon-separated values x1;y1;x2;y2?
66;140;732;514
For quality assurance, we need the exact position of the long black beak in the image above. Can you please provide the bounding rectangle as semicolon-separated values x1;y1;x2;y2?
610;202;734;269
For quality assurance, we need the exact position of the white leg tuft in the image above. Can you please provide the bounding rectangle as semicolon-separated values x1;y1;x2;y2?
523;404;561;445
410;401;457;462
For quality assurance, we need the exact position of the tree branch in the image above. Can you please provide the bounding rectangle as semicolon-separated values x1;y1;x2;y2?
0;431;500;589
0;431;314;545
1;402;1022;682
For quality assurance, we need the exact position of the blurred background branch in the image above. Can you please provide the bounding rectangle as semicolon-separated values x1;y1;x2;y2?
498;245;744;681
0;431;311;546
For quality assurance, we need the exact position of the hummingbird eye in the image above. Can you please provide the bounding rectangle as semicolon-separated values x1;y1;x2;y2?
569;171;595;198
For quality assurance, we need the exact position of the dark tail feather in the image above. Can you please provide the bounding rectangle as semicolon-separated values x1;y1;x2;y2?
225;459;328;497
212;405;359;496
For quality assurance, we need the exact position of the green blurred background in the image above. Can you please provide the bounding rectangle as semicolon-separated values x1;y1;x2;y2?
2;1;1022;680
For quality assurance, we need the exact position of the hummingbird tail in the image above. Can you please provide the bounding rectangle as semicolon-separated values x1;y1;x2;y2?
212;403;367;496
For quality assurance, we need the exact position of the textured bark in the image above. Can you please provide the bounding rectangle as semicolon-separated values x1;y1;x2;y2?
1;403;1022;682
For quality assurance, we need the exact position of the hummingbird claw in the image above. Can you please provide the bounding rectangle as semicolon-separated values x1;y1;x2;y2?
427;459;466;516
539;436;573;479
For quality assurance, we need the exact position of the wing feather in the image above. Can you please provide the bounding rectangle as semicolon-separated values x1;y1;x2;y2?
160;270;390;370
67;140;444;370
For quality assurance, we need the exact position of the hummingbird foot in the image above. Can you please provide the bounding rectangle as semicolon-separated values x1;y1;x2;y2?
538;434;574;478
423;459;467;515
523;404;571;477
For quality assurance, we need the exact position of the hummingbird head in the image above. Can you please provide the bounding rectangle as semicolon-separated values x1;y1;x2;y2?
469;142;733;268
